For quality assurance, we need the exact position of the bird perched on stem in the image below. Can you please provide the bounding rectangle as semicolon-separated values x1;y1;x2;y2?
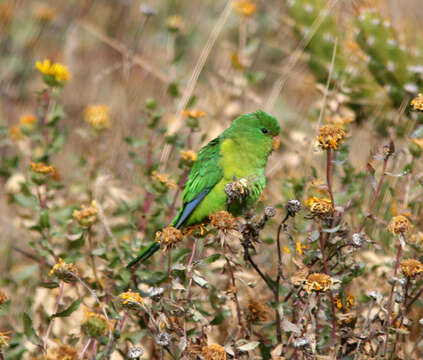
127;110;280;267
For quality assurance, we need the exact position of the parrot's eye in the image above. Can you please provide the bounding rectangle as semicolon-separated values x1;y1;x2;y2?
261;128;269;134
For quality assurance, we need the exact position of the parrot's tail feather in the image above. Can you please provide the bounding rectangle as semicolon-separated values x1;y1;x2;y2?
126;242;160;268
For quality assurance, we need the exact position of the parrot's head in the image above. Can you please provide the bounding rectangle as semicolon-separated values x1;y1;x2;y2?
230;110;281;154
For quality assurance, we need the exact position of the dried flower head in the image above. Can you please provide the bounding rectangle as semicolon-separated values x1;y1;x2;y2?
9;125;23;141
156;332;171;347
180;150;197;167
286;199;302;216
128;346;144;359
151;171;177;193
73;201;99;228
247;299;269;322
0;289;7;305
410;93;423;111
0;331;11;349
224;178;250;205
155;227;183;251
30;162;59;184
148;287;165;302
304;273;334;293
82;310;111;338
84;105;110;131
201;344;227;360
209;211;237;231
167;15;184;32
35;59;70;86
20;114;36;128
233;0;257;17
46;343;77;360
317;125;346;150
118;290;144;311
335;293;355;311
400;259;423;278
305;196;334;218
388;215;412;235
49;258;79;283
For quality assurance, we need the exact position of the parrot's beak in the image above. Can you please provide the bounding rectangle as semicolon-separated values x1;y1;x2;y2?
272;135;281;151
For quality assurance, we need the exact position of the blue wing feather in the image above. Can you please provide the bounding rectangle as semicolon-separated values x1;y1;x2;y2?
173;189;211;228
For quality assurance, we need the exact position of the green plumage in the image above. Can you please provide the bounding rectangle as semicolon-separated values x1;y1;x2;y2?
127;110;280;267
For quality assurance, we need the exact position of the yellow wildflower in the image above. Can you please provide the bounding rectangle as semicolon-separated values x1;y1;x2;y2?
182;109;206;119
30;162;59;184
296;241;306;255
45;343;77;360
413;138;423;150
388;215;412;235
283;246;291;254
400;259;423;278
233;0;257;17
35;59;70;85
304;273;334;293
33;4;56;23
49;258;79;283
410;93;423;111
201;344;227;360
20;114;36;128
305;196;334;218
335;293;355;311
118;290;144;311
155;227;183;251
84;105;110;131
167;15;184;32
317;124;346;150
0;289;7;305
180;150;197;167
9;125;23;141
73;201;99;228
151;171;177;193
0;331;11;349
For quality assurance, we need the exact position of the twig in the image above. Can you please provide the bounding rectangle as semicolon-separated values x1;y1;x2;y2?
86;229;102;290
79;338;92;360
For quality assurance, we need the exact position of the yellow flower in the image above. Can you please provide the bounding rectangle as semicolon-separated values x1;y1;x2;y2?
84;105;111;131
388;215;412;235
201;344;227;360
317;125;346;150
9;125;23;141
82;310;112;338
182;109;206;119
283;246;291;254
73;201;99;228
247;299;269;322
155;227;183;251
209;211;237;231
400;259;423;278
335;293;355;311
167;15;184;32
232;0;257;17
35;59;70;85
30;162;59;184
180;150;197;167
118;290;144;311
49;258;79;283
0;331;11;349
151;171;177;192
304;273;334;293
413;138;423;150
0;289;7;305
20;114;36;128
46;343;77;360
296;241;306;255
410;93;423;111
305;196;334;218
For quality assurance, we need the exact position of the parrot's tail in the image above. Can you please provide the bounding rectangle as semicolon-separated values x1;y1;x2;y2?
126;242;160;268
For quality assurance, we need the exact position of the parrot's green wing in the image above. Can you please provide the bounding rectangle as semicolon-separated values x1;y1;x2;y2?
172;137;223;228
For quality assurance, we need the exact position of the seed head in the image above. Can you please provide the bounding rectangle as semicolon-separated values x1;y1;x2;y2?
209;211;237;231
147;287;165;302
156;332;171;347
155;227;183;251
388;215;412;235
286;199;301;216
128;346;144;359
201;344;227;360
49;258;79;283
304;273;334;293
400;259;423;278
317;125;346;150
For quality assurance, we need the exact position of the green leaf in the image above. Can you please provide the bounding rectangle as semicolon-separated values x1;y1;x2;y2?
39;209;50;229
38;281;60;289
23;312;43;347
52;298;82;318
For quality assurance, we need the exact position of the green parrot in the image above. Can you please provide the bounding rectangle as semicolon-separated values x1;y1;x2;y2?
127;110;280;267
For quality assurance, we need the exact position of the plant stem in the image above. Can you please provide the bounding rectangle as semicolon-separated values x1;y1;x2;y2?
225;251;243;330
79;338;92;360
87;229;102;290
44;280;64;351
383;242;403;357
184;238;199;341
326;149;334;207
